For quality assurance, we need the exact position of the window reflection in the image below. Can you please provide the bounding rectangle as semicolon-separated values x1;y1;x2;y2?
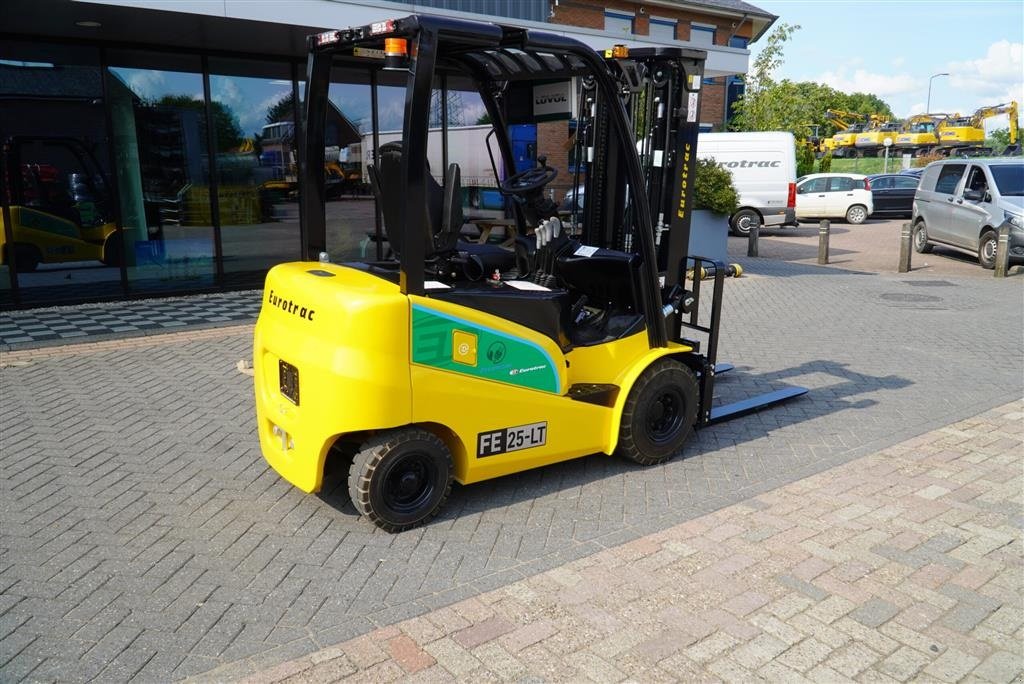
323;70;375;261
209;60;300;287
0;41;122;305
107;52;216;292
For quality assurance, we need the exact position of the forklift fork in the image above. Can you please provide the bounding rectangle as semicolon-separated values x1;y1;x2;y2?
677;255;808;427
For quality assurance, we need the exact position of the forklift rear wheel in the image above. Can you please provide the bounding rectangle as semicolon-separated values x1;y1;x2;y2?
13;244;41;272
617;360;699;466
348;428;453;532
102;233;123;266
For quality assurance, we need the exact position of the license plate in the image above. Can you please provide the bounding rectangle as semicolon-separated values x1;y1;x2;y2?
279;360;299;405
477;421;547;457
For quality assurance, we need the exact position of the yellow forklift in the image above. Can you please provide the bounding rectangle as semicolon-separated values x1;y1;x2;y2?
253;15;807;531
1;136;122;271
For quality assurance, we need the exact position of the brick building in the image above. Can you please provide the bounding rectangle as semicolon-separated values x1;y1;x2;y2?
550;0;777;128
535;0;777;198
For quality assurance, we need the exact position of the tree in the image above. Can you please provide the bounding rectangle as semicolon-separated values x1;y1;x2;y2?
730;23;806;135
987;127;1012;152
265;93;295;124
157;95;243;152
730;24;895;140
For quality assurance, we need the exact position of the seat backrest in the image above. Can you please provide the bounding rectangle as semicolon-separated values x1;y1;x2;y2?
374;141;459;257
439;162;463;252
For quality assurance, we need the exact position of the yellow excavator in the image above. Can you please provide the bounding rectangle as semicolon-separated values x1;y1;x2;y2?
854;120;902;157
824;109;868;157
939;101;1019;156
893;113;951;157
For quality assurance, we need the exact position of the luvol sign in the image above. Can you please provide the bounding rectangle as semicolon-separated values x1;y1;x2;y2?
532;81;574;121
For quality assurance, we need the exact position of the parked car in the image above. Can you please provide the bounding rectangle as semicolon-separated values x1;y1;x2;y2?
867;173;920;218
912;158;1024;269
794;173;873;224
900;168;925;178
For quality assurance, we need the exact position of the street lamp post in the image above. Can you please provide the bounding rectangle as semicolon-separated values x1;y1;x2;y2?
927;72;949;113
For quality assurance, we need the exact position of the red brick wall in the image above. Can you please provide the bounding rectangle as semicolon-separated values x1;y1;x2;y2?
550;0;754;45
548;0;754;129
700;80;726;131
537;120;575;202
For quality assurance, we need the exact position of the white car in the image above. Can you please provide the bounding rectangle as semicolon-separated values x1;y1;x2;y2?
795;173;874;224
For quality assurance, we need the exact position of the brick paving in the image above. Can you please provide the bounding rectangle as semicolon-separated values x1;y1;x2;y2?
237;401;1024;684
1;257;1022;681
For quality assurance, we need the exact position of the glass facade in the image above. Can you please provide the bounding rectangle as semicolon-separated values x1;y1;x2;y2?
106;51;216;294
0;41;124;306
209;58;302;288
0;39;409;309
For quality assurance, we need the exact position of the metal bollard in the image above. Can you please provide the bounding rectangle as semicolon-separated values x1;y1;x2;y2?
898;222;912;273
746;223;759;257
817;219;830;265
994;221;1010;278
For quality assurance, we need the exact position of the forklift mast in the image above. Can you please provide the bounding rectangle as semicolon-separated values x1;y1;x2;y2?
299;16;806;427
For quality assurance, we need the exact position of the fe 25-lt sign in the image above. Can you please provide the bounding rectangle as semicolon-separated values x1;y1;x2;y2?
477;421;548;457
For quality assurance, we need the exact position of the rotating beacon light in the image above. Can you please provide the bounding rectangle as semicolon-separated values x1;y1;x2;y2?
383;37;409;70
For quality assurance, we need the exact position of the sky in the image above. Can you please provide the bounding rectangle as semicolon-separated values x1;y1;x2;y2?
752;1;1024;132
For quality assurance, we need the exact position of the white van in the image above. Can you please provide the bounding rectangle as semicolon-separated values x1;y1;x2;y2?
696;132;798;236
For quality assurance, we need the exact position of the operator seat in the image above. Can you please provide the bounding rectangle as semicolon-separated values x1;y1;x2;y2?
370;141;459;257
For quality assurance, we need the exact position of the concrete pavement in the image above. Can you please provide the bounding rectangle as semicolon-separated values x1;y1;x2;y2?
2;250;1022;682
237;400;1023;684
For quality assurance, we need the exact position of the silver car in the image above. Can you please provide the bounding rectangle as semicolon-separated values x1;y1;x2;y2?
912;158;1024;268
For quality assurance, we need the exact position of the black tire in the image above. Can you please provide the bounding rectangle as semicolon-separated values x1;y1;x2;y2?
978;229;998;270
13;244;41;272
348;428;453;532
101;233;123;267
730;208;761;237
913;221;933;253
845;204;868;225
617;359;699;466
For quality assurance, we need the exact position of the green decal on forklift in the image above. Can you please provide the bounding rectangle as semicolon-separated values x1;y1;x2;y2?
411;304;560;393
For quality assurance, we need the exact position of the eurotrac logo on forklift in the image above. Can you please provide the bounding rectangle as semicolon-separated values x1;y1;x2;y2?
677;142;693;219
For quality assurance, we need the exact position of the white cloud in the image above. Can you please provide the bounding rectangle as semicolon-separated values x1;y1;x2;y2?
125;70;165;100
944;40;1024;109
890;56;906;68
908;102;926;115
815;66;918;97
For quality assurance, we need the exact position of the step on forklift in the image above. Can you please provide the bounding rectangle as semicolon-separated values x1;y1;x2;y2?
254;15;807;531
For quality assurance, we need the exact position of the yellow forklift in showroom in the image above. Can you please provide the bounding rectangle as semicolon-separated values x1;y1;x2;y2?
254;15;807;531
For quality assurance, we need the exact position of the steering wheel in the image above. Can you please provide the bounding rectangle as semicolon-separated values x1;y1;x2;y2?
500;158;558;195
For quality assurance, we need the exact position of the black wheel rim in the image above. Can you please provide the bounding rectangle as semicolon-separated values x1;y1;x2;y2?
645;388;685;446
380;453;436;515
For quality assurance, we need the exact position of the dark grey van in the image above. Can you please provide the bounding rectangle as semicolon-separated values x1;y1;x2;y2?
912;158;1024;268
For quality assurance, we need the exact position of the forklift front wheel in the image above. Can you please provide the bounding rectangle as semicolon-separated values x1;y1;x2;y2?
348;428;453;532
617;360;698;466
